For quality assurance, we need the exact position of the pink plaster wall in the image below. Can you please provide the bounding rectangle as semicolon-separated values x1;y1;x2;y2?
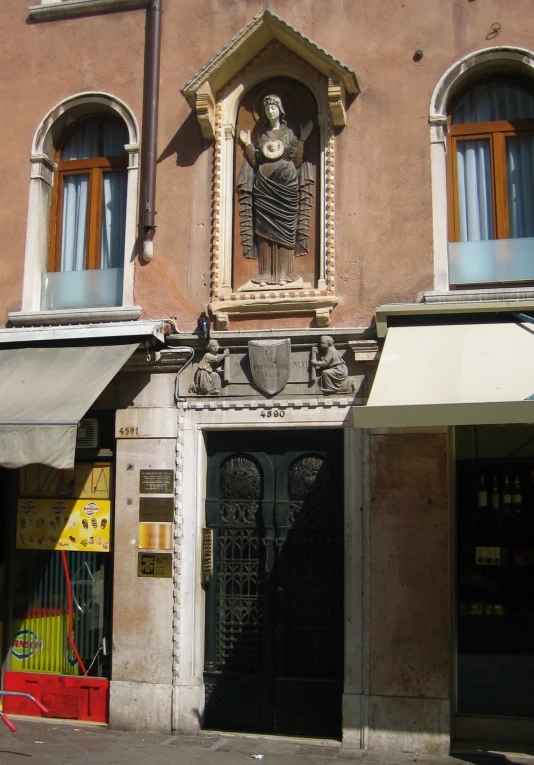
369;432;450;699
1;0;533;328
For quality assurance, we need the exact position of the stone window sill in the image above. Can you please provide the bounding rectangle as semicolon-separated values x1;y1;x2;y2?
8;306;142;327
28;0;148;21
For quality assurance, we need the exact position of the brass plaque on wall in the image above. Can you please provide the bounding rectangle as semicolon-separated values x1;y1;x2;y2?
137;552;172;578
139;497;174;523
139;470;174;494
138;522;172;551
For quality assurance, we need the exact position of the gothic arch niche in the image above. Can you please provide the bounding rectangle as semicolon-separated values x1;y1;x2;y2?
233;78;320;292
180;11;359;329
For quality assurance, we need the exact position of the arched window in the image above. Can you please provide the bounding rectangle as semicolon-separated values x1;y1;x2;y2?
447;77;534;286
14;92;140;322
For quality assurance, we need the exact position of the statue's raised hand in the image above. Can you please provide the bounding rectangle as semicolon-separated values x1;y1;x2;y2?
300;121;313;141
239;129;251;146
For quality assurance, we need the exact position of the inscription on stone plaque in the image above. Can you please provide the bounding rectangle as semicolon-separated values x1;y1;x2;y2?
139;470;174;495
248;338;291;396
137;552;172;578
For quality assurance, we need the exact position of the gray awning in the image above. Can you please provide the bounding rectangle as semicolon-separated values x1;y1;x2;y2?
353;322;534;428
0;343;138;469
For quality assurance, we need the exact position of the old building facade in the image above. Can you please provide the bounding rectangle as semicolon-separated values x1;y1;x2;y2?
1;0;534;754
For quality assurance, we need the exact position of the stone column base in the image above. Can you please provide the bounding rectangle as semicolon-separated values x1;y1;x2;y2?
363;695;450;754
109;680;172;733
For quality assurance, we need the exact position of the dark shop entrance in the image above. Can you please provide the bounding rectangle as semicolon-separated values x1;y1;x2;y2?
455;424;534;741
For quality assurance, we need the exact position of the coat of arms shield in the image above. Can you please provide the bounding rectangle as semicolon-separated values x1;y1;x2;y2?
248;339;291;396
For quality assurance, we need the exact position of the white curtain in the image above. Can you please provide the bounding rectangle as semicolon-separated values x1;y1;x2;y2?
60;174;89;271
454;81;534;242
453;81;534;124
507;136;534;238
456;140;493;242
61;121;127;160
100;171;127;269
60;120;128;270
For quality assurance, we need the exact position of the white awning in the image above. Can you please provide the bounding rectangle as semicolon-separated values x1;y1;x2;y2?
353;322;534;428
0;343;138;469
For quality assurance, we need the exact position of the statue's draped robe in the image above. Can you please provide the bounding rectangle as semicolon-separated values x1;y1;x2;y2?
238;123;314;285
316;347;354;394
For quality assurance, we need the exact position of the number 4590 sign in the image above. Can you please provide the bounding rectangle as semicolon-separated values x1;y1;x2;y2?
260;409;285;418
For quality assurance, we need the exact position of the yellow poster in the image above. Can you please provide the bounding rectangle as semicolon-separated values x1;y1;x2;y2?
19;463;112;500
17;499;111;552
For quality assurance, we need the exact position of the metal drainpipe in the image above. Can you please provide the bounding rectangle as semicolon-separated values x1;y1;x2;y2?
140;0;162;262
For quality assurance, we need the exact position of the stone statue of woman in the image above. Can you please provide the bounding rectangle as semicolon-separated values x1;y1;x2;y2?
237;94;314;287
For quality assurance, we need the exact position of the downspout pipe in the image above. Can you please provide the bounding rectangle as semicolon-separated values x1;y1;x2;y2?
140;0;162;262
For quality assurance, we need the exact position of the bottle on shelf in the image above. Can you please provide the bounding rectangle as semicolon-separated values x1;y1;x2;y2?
502;474;512;514
512;475;523;513
491;475;500;511
477;474;488;510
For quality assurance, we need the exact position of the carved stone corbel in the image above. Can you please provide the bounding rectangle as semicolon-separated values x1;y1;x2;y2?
195;83;216;141
429;115;449;146
328;75;346;127
348;339;380;362
214;312;229;331
315;307;332;327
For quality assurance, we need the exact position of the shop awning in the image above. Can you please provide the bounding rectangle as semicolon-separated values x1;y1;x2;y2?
0;343;138;469
353;321;534;428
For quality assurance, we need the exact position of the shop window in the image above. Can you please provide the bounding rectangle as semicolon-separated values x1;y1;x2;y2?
43;119;128;311
448;78;534;286
456;425;534;719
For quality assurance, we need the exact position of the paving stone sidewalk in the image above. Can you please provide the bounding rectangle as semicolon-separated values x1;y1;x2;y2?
0;719;533;765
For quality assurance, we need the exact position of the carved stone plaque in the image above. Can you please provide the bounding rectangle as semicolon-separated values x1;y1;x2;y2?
248;339;291;396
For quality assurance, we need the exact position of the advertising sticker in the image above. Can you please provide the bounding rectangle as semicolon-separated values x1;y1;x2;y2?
16;499;111;552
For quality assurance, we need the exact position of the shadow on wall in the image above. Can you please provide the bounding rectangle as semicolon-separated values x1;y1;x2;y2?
158;112;210;168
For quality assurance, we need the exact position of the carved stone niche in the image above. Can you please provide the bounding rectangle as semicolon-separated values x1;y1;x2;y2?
181;10;359;330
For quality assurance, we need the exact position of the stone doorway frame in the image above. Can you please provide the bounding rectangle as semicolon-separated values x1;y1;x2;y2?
171;399;365;746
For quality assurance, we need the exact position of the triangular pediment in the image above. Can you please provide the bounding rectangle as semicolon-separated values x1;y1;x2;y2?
181;10;358;139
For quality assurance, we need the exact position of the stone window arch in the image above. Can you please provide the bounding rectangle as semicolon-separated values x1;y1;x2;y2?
14;92;140;323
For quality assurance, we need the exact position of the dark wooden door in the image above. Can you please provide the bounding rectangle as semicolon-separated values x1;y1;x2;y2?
203;430;343;738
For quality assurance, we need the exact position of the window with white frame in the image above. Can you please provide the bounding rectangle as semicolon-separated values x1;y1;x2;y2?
429;47;534;292
43;118;129;310
15;93;139;320
448;77;534;287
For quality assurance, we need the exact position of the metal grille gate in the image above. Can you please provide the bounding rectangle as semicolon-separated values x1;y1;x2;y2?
204;430;343;738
